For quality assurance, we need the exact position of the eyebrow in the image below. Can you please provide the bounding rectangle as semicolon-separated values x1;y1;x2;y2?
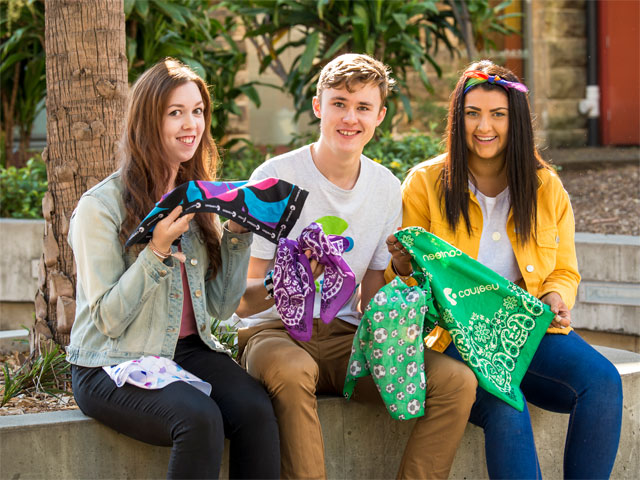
167;101;204;109
330;95;374;107
465;105;508;112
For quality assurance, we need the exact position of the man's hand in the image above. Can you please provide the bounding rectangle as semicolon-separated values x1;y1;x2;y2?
304;249;325;280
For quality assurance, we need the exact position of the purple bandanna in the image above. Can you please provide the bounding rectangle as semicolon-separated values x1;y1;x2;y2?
273;223;356;341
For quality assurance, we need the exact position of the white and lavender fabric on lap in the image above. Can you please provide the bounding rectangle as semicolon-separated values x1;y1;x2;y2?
273;223;356;341
103;356;212;395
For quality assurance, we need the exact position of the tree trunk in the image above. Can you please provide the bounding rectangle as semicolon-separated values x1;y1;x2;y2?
34;0;127;350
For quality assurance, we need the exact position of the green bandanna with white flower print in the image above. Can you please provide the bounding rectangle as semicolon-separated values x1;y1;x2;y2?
344;276;434;420
396;226;555;411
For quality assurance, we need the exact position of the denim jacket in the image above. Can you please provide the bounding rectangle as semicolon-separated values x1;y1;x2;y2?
66;171;252;367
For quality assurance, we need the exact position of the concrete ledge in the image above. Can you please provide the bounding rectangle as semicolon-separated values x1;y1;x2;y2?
1;347;638;479
543;147;640;167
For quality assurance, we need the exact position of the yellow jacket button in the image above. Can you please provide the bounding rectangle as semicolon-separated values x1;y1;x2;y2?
526;265;534;273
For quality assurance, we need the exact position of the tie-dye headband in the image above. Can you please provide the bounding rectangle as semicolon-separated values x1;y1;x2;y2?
463;70;529;94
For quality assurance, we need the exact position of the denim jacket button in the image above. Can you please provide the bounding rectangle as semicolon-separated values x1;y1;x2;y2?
159;269;168;277
190;258;198;266
200;323;206;332
230;237;239;245
194;289;202;298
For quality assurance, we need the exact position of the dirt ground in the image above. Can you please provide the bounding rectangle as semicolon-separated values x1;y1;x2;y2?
558;162;639;237
1;162;638;416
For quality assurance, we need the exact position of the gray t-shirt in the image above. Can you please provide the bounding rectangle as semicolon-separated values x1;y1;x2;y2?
234;144;402;326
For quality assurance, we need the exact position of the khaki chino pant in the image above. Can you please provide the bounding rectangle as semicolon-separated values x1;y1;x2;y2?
239;318;476;480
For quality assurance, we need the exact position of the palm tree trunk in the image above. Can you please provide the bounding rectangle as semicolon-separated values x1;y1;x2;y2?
34;0;128;350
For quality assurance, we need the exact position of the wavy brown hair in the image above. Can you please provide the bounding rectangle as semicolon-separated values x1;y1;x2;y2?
316;53;396;107
119;58;222;275
442;60;548;244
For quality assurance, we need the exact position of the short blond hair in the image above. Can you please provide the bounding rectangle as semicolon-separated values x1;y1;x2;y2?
316;53;395;107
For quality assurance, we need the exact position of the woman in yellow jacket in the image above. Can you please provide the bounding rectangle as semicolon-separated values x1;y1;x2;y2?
387;61;622;479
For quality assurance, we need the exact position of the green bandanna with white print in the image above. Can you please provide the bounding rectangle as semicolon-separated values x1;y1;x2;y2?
396;227;554;411
344;276;433;420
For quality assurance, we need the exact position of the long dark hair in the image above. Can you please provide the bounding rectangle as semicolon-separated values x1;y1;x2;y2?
443;60;547;243
119;58;222;274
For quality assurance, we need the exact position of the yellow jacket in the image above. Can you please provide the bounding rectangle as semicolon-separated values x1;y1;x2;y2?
386;154;580;341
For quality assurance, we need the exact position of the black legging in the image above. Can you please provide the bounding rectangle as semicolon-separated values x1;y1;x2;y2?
72;335;280;479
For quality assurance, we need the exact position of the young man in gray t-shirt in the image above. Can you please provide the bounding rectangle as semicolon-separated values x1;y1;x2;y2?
234;53;477;479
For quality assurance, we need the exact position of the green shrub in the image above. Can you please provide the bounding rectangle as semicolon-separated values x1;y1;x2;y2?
211;317;239;359
218;141;274;181
1;342;71;406
0;154;47;219
364;130;444;180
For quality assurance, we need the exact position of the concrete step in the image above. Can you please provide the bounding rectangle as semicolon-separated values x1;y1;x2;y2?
1;346;638;480
0;328;29;354
573;233;640;336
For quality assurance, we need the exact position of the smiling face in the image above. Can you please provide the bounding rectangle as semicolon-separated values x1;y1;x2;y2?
312;83;386;159
464;87;509;166
161;81;205;170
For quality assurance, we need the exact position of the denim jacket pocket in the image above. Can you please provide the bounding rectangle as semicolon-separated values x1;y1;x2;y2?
106;296;159;355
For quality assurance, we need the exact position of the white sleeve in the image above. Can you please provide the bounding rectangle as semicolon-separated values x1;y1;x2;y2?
247;162;277;260
368;179;402;270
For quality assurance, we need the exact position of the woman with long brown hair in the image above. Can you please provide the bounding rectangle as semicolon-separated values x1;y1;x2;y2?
387;60;622;478
66;59;279;479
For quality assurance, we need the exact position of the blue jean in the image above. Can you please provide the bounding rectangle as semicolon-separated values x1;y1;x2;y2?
444;330;622;479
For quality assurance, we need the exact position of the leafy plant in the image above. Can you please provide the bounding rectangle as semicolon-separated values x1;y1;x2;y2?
224;0;456;131
124;0;261;143
0;0;46;167
0;154;47;218
211;317;239;359
363;129;444;180
218;140;276;180
223;0;516;131
1;342;71;406
459;0;521;52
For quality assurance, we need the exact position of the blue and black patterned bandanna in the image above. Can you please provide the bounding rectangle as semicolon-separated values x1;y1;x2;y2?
125;177;309;247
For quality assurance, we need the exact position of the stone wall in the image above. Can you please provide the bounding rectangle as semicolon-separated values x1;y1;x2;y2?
531;0;588;147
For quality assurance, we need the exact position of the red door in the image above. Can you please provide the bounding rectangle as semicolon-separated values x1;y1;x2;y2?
598;0;640;145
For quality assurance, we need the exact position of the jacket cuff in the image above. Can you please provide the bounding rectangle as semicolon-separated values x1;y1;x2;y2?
140;245;174;282
221;221;253;251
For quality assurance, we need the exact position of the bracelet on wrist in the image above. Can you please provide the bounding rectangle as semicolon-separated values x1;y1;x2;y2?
263;269;275;300
149;240;171;259
391;259;413;279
